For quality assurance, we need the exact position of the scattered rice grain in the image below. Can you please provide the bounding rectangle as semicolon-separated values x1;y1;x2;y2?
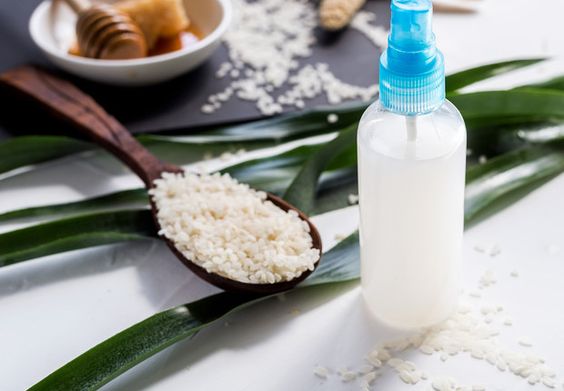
201;0;382;115
327;113;339;123
313;365;329;379
479;270;497;288
518;337;533;347
338;368;357;382
350;11;388;47
348;193;359;205
489;244;501;257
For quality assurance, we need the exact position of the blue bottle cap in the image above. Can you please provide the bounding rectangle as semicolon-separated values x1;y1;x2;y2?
379;0;445;115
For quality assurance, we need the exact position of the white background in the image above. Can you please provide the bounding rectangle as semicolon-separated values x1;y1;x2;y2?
1;0;564;389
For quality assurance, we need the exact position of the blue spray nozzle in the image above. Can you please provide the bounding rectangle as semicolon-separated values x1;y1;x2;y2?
379;0;445;115
390;0;433;51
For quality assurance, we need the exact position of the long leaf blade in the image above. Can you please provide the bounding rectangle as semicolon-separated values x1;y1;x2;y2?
0;146;313;224
0;142;320;223
0;102;364;178
28;234;360;391
445;58;545;93
192;101;366;140
0;136;92;176
0;189;148;223
0;136;274;179
450;89;564;129
0;161;360;267
0;139;359;224
465;145;564;227
515;76;564;92
283;126;357;213
0;210;156;267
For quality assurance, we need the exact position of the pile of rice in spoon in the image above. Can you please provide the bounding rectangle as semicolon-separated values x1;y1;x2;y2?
150;172;320;284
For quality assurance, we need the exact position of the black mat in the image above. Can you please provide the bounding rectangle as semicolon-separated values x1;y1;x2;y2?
0;0;389;139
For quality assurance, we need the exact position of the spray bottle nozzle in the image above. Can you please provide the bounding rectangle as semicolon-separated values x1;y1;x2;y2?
380;0;445;115
390;0;433;50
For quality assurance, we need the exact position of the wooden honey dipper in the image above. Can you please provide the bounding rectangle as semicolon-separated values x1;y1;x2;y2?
61;0;148;60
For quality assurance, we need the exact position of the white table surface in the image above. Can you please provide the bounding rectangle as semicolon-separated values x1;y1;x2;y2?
1;0;564;390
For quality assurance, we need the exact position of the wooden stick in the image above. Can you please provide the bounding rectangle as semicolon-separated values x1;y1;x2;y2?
60;0;91;13
433;0;479;14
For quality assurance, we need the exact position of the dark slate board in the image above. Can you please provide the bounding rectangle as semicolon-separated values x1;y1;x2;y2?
0;0;389;139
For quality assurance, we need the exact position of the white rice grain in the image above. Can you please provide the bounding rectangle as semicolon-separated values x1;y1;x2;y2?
313;365;329;379
327;113;339;123
518;337;533;348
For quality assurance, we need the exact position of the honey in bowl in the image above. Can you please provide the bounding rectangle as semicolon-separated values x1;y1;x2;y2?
69;25;203;58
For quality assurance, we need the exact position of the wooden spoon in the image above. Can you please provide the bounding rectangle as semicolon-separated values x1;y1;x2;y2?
0;66;322;295
61;0;147;59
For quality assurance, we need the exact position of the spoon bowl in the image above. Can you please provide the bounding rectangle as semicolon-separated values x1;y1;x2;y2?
0;66;322;295
159;192;322;294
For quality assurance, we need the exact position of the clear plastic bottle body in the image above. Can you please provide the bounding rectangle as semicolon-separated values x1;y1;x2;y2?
358;99;466;329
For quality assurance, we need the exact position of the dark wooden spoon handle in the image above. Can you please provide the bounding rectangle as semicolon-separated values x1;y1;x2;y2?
0;65;179;187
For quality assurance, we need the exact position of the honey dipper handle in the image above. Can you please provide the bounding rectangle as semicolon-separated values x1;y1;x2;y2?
0;66;180;187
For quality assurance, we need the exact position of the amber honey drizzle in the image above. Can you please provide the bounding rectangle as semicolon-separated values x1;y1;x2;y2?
148;24;202;56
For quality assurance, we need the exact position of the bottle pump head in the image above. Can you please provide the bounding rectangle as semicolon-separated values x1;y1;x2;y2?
379;0;445;115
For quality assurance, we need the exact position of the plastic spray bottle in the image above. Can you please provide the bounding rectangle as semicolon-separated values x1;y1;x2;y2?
358;0;466;329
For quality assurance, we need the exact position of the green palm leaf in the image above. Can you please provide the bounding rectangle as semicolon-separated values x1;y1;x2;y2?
0;60;547;180
28;233;360;391
450;89;564;129
27;139;564;390
445;58;545;92
0;135;358;223
515;76;564;92
196;100;366;140
0;136;91;176
0;126;356;267
0;210;156;267
465;144;564;227
283;125;357;214
0;59;560;390
0;189;148;223
0;102;363;179
3;130;564;268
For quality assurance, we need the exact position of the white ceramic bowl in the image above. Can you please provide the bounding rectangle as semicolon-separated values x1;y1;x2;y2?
29;0;232;86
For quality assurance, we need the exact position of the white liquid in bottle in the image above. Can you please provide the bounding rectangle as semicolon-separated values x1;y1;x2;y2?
358;101;466;329
358;0;467;329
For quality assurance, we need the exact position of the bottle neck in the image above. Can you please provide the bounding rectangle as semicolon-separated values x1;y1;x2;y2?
379;0;445;115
